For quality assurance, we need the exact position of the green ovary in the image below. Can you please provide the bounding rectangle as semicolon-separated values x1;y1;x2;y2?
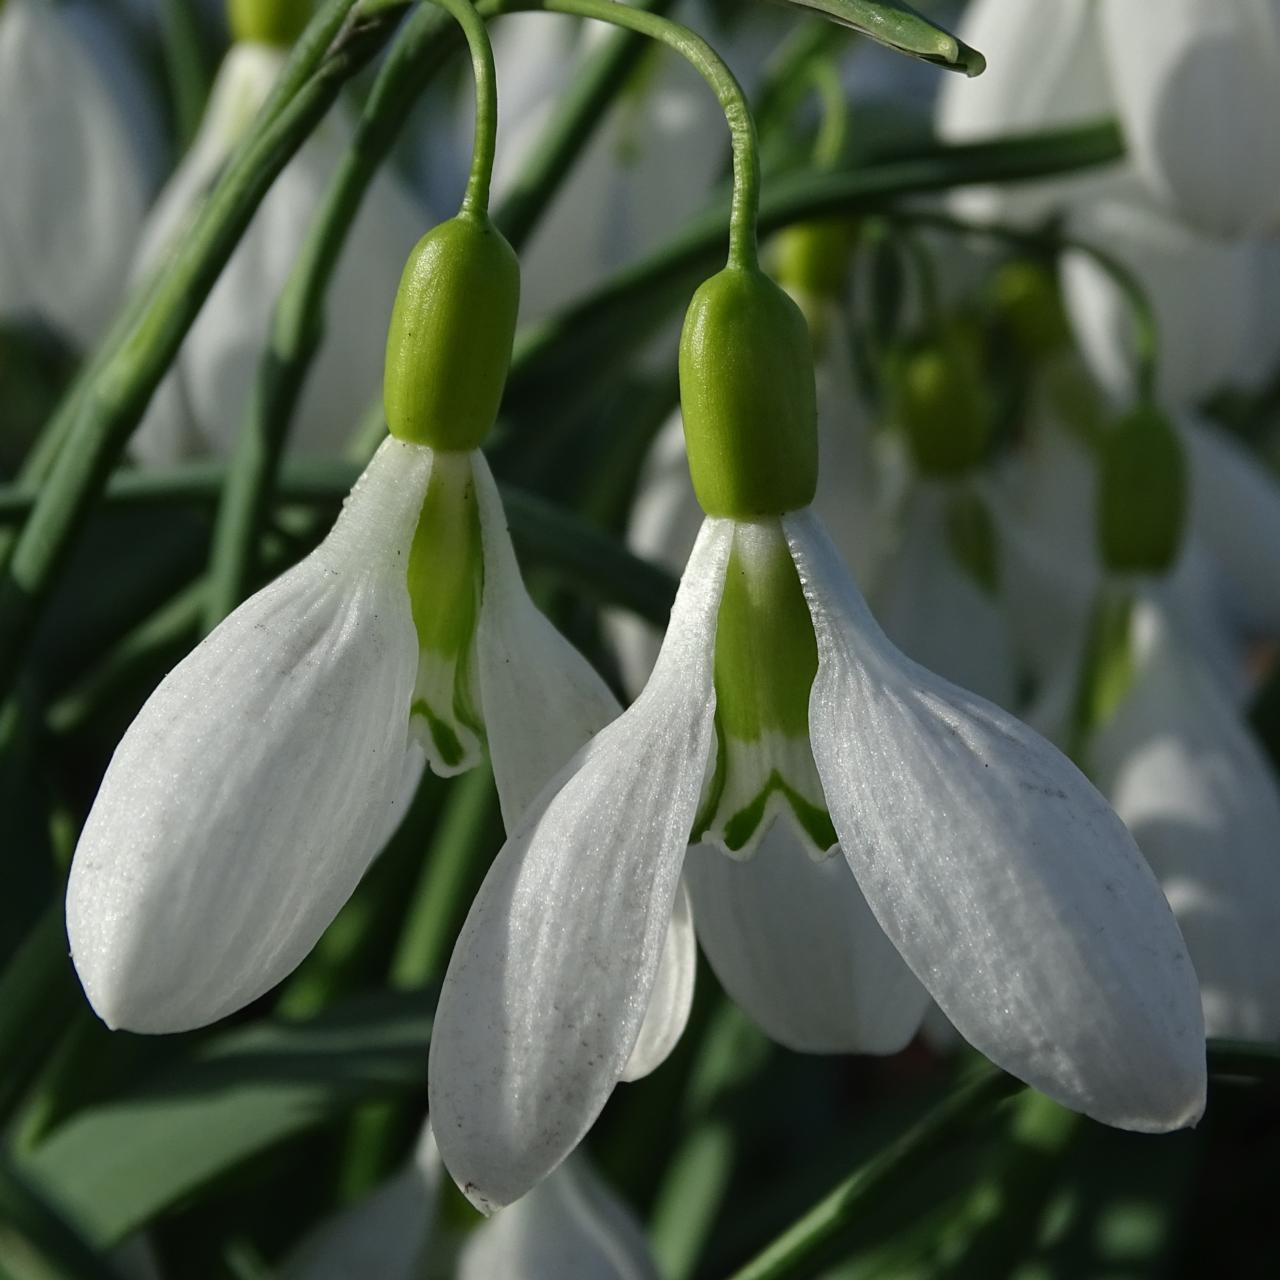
406;450;485;774
694;521;836;858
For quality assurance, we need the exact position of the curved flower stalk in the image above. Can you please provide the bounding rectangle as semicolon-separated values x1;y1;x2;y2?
1086;600;1280;1042
431;262;1207;1214
129;31;426;463
283;1118;660;1279
0;0;152;347
1099;0;1280;239
1061;187;1280;409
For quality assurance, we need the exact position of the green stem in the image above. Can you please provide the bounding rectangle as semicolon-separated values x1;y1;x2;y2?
433;0;498;217
0;3;403;698
727;1065;1023;1280
532;0;760;269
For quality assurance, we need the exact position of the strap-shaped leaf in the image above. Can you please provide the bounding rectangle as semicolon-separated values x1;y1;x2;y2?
783;0;986;76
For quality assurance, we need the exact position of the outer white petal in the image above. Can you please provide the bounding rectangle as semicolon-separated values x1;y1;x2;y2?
471;452;621;826
282;1120;441;1280
458;1153;659;1280
131;47;426;463
1062;192;1280;407
935;0;1115;223
619;880;696;1082
429;519;733;1212
0;0;149;345
1101;0;1280;237
1181;415;1280;640
685;829;928;1055
1090;603;1280;1042
66;439;431;1032
784;509;1207;1132
872;484;1016;709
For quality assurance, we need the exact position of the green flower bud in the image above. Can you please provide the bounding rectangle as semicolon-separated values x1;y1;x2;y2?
773;219;856;306
889;326;992;478
991;262;1070;361
679;266;819;519
227;0;312;46
1097;405;1187;574
383;214;520;452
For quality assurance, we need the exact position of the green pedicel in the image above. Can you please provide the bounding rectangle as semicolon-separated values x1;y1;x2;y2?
384;214;520;452
679;266;819;519
407;452;485;770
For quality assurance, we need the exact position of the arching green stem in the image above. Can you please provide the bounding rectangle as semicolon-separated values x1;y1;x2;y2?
430;0;498;216
532;0;761;269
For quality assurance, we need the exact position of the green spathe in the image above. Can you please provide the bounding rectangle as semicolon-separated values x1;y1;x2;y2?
227;0;312;46
679;266;819;519
1097;405;1186;574
384;214;520;452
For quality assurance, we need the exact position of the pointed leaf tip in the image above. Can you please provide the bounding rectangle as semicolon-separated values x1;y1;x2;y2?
781;0;986;76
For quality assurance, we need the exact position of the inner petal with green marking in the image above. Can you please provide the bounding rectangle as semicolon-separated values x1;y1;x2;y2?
692;519;836;859
406;449;485;775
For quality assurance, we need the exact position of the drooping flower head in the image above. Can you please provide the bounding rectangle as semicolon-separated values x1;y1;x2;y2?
430;260;1207;1212
66;203;638;1034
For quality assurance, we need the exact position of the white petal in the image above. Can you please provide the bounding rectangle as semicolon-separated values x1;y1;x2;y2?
471;452;622;828
685;829;928;1055
620;880;696;1082
1181;415;1280;641
66;439;431;1032
0;0;149;345
458;1153;659;1280
428;518;733;1211
1062;192;1280;407
1101;0;1280;236
282;1119;442;1280
784;509;1206;1131
934;0;1115;223
1090;602;1280;1042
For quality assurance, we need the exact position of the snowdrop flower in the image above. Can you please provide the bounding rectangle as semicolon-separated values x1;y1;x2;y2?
66;213;640;1034
129;5;426;463
284;1118;659;1280
1099;0;1280;239
1086;600;1280;1042
0;0;152;346
430;263;1207;1212
1061;188;1280;409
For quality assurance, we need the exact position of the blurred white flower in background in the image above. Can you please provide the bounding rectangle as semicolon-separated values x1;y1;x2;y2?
128;32;426;464
0;0;155;348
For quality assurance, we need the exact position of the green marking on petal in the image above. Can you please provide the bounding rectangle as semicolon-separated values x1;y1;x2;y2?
720;770;838;855
714;521;819;741
406;451;486;776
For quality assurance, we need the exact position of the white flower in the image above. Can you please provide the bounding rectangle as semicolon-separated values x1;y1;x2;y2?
0;0;151;346
430;505;1207;1211
1088;601;1280;1041
66;439;624;1033
1099;0;1280;239
128;41;426;463
283;1118;660;1280
1061;188;1280;408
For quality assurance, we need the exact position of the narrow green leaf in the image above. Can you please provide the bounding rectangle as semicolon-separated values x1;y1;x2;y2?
22;992;433;1247
780;0;986;76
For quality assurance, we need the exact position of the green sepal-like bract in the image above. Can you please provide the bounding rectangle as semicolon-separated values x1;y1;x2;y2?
227;0;312;47
384;214;520;452
679;266;819;519
1097;405;1187;575
889;326;993;478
